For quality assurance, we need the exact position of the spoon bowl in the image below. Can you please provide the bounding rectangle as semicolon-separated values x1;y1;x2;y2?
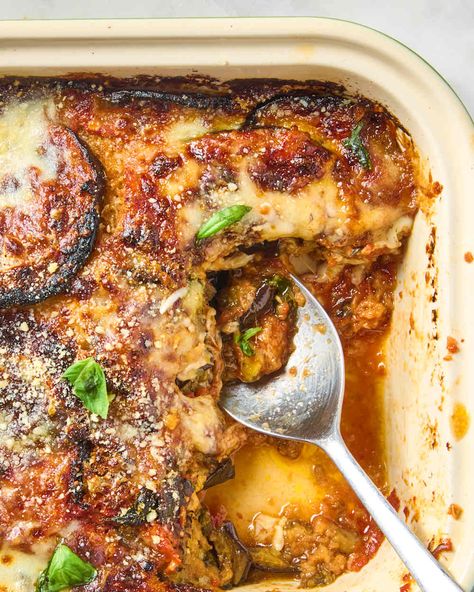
221;274;344;442
219;273;463;592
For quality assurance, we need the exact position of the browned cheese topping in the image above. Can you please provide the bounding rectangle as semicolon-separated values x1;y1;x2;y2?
0;77;421;591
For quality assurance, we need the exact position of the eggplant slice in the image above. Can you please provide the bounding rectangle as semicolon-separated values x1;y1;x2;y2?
242;92;351;129
0;99;104;308
209;522;252;587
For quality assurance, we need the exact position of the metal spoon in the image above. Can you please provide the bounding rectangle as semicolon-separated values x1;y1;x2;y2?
220;274;463;592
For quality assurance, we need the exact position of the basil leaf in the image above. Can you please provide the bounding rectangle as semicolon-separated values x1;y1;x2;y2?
63;357;109;419
196;205;252;240
61;358;90;383
36;544;96;592
266;274;292;299
234;327;262;357
36;568;49;592
343;121;372;169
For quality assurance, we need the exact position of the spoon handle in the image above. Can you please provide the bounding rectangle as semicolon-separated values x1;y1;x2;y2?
320;436;464;592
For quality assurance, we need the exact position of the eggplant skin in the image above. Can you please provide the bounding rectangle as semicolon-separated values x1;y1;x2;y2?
68;438;93;509
209;522;252;587
202;458;235;490
114;478;194;531
0;123;104;309
107;88;233;111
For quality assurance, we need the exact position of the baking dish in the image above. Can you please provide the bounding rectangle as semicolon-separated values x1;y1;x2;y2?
0;17;472;592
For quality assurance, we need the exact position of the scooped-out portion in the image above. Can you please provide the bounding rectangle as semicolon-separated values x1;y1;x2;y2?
0;76;429;592
205;256;393;587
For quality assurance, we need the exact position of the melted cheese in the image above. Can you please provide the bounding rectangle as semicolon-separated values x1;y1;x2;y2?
165;118;211;150
179;395;223;455
0;544;51;591
178;161;383;260
0;99;57;207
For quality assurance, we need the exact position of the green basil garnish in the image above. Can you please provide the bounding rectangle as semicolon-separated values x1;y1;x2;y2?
36;544;97;592
63;357;109;419
266;274;292;299
343;121;372;169
196;205;252;240
234;327;262;357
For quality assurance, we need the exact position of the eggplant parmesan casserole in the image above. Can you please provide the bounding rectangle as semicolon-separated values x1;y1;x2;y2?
0;77;425;591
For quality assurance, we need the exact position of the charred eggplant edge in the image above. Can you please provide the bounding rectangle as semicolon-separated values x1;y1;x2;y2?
0;128;105;309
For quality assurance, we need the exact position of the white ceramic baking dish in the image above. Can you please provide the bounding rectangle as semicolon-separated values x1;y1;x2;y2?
0;17;472;592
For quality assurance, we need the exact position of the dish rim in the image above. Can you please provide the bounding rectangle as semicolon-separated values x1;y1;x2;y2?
0;15;472;591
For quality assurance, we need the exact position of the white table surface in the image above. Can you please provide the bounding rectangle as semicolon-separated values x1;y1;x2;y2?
1;0;473;116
